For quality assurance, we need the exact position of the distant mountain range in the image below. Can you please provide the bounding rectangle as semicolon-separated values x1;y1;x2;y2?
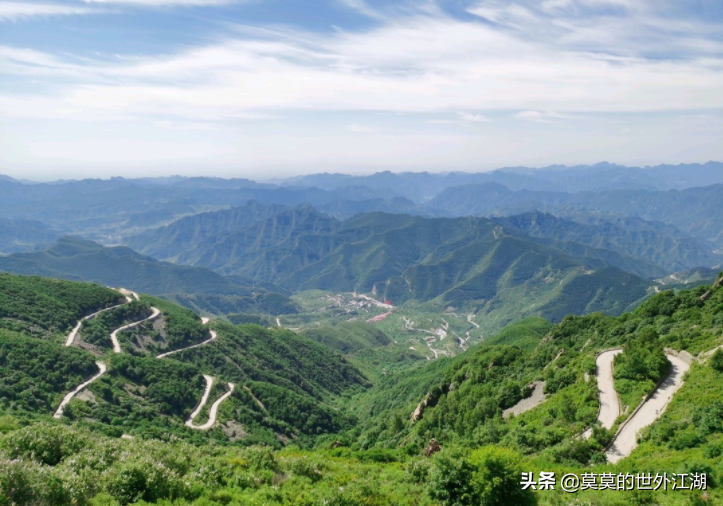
126;202;652;325
491;211;723;273
0;218;62;254
2;162;722;328
280;161;723;198
425;182;723;248
2;161;723;242
0;237;297;316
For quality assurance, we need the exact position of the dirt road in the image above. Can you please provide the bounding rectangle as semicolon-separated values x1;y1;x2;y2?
53;361;107;419
110;307;161;353
65;302;127;347
157;330;217;359
606;354;691;463
185;375;235;430
503;381;547;418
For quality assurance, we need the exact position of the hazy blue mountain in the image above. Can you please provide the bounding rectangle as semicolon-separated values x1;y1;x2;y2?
316;196;425;219
425;182;723;248
279;162;723;200
0;218;62;254
126;205;652;323
0;177;399;240
0;237;298;316
492;211;723;273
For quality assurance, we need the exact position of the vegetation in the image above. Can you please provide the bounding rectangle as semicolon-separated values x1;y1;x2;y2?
0;237;298;317
613;326;670;410
2;271;723;505
0;273;369;445
0;272;122;339
123;205;653;319
0;329;97;414
300;322;392;354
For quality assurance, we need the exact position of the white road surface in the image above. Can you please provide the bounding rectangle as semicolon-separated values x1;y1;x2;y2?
606;354;691;463
118;288;140;301
185;375;235;430
65;302;127;347
503;381;547;418
53;361;107;419
596;349;623;430
57;299;235;430
157;330;217;359
109;307;161;353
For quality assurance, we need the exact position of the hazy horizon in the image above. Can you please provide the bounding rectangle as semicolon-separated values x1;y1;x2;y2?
3;159;723;183
2;0;722;179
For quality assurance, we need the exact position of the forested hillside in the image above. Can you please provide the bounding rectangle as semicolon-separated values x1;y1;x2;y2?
0;273;367;446
2;268;723;505
493;211;723;273
347;275;723;470
0;237;298;316
125;205;652;325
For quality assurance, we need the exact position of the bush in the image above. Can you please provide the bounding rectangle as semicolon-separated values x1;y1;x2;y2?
710;349;723;372
427;447;536;506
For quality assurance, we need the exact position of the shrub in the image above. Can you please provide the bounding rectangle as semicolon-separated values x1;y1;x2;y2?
427;447;536;506
710;349;723;372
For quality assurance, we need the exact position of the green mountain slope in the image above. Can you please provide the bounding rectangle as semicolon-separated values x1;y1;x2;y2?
127;206;652;326
0;273;367;445
493;211;722;273
348;276;723;475
0;217;61;254
426;182;723;249
0;237;298;316
2;277;723;505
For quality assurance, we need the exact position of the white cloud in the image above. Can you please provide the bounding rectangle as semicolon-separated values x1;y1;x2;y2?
1;0;722;172
0;2;96;21
336;0;384;20
83;0;231;5
514;110;572;123
348;123;376;133
458;112;491;123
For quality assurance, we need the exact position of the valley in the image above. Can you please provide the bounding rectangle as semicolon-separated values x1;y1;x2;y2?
2;166;723;505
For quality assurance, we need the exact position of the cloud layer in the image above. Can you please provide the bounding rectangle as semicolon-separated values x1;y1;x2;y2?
0;0;722;176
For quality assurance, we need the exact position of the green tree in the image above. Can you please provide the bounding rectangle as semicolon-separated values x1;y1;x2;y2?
428;447;536;506
468;446;536;506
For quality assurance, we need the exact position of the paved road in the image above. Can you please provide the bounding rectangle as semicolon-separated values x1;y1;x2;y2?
110;307;161;353
606;354;691;463
185;375;235;430
596;349;623;430
53;361;107;419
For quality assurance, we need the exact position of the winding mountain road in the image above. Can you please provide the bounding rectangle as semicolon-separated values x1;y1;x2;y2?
110;307;161;353
583;349;622;440
185;375;235;430
595;349;623;430
606;353;690;463
65;288;136;347
503;381;547;418
56;298;231;431
53;361;107;419
157;330;217;359
65;302;127;347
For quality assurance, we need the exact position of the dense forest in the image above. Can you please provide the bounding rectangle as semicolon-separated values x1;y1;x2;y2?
1;272;723;505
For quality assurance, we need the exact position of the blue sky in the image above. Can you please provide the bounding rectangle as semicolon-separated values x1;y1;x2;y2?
1;0;722;180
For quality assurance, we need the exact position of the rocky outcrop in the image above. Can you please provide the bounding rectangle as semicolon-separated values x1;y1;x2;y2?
410;385;448;423
700;275;723;302
424;438;442;457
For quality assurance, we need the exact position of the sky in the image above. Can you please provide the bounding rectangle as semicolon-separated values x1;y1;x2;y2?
1;0;722;180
